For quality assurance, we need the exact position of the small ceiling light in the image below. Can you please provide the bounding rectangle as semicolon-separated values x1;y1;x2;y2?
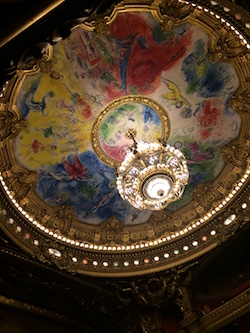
242;203;247;209
224;214;236;225
116;129;189;210
48;248;61;257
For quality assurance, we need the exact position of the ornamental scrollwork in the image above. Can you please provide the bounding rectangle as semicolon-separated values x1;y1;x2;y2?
100;217;124;245
4;167;37;203
209;30;248;61
94;18;110;36
214;217;239;244
41;240;72;270
84;6;114;36
74;229;92;242
19;49;53;73
0;148;12;172
228;86;250;114
154;212;174;231
23;201;47;224
159;0;194;31
221;143;250;168
113;268;192;315
0;103;27;140
193;183;224;209
45;206;75;235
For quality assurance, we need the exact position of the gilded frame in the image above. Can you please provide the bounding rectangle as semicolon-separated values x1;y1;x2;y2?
0;0;249;276
91;95;170;167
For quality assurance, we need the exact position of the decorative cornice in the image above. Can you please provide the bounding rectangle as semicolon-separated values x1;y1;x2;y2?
199;288;250;332
0;0;250;276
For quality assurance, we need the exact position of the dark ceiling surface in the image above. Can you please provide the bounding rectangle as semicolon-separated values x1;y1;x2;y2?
0;0;250;332
0;0;117;86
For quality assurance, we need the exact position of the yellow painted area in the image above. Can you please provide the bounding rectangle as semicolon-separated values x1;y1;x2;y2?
161;78;189;107
16;57;93;170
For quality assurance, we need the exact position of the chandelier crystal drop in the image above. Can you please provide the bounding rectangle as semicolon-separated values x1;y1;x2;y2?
116;130;189;211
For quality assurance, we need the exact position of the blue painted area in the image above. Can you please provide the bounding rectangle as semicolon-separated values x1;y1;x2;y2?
114;32;138;94
36;150;134;224
18;75;42;118
182;39;234;98
142;105;161;124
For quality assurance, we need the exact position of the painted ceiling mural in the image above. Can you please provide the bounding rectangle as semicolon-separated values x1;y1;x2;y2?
13;11;241;226
1;0;250;277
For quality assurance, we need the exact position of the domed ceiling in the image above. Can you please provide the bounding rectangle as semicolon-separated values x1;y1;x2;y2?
0;0;250;276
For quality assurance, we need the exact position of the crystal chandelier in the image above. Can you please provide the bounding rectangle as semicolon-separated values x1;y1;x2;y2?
116;129;189;210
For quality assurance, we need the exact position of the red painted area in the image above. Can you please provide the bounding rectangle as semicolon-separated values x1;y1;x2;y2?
62;155;88;180
105;84;125;102
195;99;223;140
76;30;100;66
102;142;129;162
199;100;222;128
109;13;192;94
81;103;92;119
32;139;42;153
200;129;212;140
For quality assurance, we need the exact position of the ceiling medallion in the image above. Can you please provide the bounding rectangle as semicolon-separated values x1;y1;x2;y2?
116;129;189;210
91;95;170;167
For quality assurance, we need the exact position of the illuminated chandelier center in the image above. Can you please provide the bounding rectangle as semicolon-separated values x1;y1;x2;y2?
116;130;189;211
143;174;173;201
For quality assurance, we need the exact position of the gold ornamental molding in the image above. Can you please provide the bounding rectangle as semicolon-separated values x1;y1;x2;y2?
179;289;250;333
0;0;250;276
91;95;170;167
82;0;195;33
199;288;250;332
